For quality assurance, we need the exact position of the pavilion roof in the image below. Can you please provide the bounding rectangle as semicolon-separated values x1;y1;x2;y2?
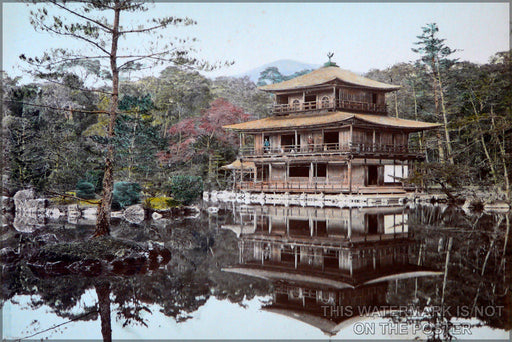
259;66;400;92
223;111;441;132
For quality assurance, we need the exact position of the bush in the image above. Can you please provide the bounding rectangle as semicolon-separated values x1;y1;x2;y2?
112;182;141;209
144;197;181;210
170;175;203;205
76;181;96;199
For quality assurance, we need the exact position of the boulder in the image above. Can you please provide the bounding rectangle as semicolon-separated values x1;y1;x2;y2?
13;189;36;209
123;204;145;224
2;196;14;213
46;207;64;219
111;211;123;218
13;214;44;232
82;207;98;220
13;189;46;215
152;212;163;220
67;204;81;224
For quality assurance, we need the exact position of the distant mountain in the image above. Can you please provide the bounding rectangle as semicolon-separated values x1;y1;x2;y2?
239;59;320;83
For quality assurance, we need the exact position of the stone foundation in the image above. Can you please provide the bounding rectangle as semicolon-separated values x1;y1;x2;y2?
203;190;446;208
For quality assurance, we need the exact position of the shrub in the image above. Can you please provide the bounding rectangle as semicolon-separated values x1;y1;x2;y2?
76;181;96;199
170;175;203;205
144;197;181;210
112;182;141;209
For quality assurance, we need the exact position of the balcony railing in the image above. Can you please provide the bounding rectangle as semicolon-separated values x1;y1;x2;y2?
240;143;424;159
272;99;387;115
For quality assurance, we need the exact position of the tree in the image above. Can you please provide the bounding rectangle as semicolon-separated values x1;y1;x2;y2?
115;94;165;181
257;66;312;86
412;23;458;164
197;98;251;184
212;76;273;119
24;1;211;236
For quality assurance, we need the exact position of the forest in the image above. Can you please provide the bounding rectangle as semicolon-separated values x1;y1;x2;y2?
2;21;511;205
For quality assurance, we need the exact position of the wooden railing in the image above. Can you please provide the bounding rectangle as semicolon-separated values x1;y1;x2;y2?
240;143;424;158
238;180;349;192
272;99;387;115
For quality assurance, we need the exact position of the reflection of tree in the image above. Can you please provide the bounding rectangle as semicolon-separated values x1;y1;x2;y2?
1;210;271;339
95;281;112;342
391;205;511;336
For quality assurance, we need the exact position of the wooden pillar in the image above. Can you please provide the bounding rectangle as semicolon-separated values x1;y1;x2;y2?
294;130;298;150
285;162;289;183
349;252;353;276
348;159;352;193
310;162;314;185
269;163;272;181
326;162;329;184
349;124;353;149
333;86;336;110
348;208;352;240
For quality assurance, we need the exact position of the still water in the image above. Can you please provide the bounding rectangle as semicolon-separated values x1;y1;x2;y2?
2;204;510;340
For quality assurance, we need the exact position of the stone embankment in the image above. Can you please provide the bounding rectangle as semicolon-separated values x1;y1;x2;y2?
4;189;200;232
203;190;449;208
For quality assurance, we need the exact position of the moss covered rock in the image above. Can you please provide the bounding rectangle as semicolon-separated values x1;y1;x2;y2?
144;197;180;211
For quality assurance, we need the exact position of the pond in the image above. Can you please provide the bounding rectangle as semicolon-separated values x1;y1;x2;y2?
2;203;510;340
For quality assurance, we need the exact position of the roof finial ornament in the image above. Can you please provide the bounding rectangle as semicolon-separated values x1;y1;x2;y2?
323;52;338;68
327;52;334;63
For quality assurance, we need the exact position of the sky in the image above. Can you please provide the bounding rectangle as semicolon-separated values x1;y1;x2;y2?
2;2;510;82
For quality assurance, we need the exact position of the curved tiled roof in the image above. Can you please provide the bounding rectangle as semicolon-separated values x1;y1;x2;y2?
223;111;441;132
259;66;401;92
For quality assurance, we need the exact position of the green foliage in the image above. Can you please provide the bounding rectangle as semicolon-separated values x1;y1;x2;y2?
113;95;165;180
144;197;180;210
169;175;203;205
257;66;312;86
112;182;141;209
76;180;95;199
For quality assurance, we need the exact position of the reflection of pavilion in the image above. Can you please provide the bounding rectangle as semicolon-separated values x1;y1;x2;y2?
222;205;442;336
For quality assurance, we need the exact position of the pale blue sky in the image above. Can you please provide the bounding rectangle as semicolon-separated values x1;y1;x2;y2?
2;2;510;82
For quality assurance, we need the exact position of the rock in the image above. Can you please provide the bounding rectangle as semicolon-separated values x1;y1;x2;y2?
13;189;36;208
13;189;46;216
67;204;81;224
46;207;64;219
2;196;14;213
13;214;44;232
183;205;200;219
82;207;98;220
35;234;60;245
111;211;123;218
152;212;163;220
0;247;20;263
123;204;145;224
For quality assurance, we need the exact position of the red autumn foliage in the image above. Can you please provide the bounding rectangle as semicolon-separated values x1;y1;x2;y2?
159;98;251;164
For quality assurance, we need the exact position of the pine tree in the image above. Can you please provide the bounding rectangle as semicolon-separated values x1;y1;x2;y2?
412;23;458;164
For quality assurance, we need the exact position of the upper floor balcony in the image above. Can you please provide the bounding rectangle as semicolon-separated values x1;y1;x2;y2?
272;98;387;116
239;142;425;160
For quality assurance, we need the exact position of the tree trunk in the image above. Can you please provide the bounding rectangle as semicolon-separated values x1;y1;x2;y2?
432;72;445;163
436;68;454;164
95;3;121;237
95;282;112;342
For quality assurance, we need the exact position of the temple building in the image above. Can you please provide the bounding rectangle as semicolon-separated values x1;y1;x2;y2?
223;60;440;195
